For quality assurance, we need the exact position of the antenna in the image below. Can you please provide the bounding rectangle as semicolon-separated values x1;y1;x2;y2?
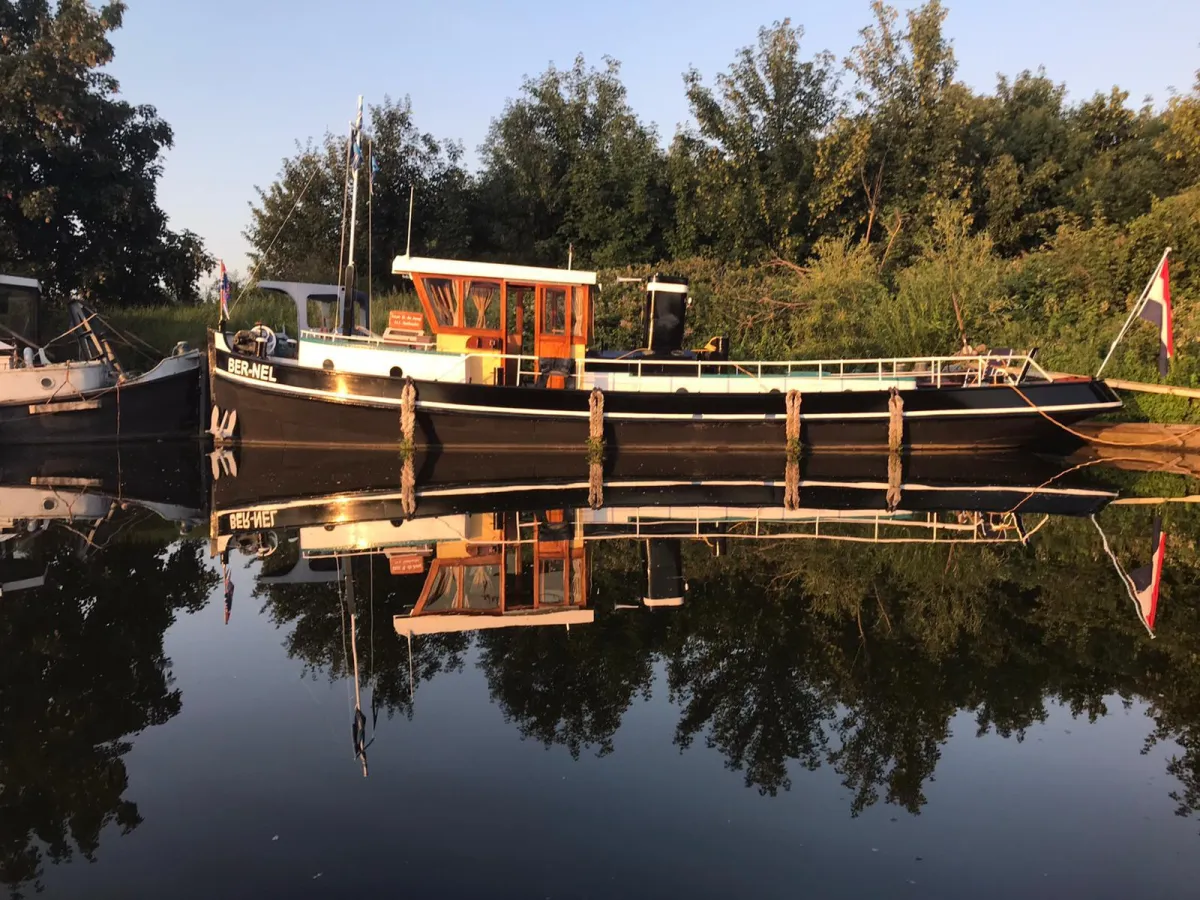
404;185;415;258
568;243;573;270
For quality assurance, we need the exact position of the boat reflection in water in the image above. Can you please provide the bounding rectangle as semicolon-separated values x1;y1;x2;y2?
213;448;1123;631
1;441;206;595
212;446;1126;774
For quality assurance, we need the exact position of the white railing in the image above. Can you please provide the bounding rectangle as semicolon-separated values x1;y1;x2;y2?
294;330;1052;389
482;510;1039;545
489;350;1052;389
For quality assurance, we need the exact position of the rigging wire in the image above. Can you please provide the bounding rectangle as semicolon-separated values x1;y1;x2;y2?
228;160;322;315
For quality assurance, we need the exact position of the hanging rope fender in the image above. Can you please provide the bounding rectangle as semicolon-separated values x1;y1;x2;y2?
400;456;416;518
784;458;800;511
886;451;903;512
589;388;604;442
785;389;802;441
588;461;604;510
587;388;605;508
400;378;417;445
785;389;802;459
887;387;904;452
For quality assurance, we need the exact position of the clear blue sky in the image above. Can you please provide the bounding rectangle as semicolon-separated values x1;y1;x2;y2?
106;0;1200;273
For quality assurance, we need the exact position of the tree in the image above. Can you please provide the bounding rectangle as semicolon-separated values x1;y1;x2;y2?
1158;71;1200;186
0;0;212;305
477;56;670;268
669;20;839;262
0;520;215;898
244;96;472;286
813;1;978;257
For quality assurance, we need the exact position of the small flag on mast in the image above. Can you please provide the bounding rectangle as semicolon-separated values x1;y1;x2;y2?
1129;518;1166;635
1138;255;1173;376
218;260;231;321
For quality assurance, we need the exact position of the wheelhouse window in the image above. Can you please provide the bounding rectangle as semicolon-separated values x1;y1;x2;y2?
421;277;459;328
306;294;338;332
422;567;460;612
466;280;501;331
462;564;501;610
539;559;566;605
543;287;567;336
0;284;39;343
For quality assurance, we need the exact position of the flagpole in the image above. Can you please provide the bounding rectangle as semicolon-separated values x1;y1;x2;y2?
1096;246;1172;378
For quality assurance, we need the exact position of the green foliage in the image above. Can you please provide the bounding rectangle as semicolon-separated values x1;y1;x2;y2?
476;56;670;268
0;0;211;305
243;96;468;286
669;20;838;261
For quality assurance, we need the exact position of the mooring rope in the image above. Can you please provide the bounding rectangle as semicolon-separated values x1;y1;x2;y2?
1005;382;1200;449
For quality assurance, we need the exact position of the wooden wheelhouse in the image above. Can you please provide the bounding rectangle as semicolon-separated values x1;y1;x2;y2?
394;508;591;635
392;255;596;387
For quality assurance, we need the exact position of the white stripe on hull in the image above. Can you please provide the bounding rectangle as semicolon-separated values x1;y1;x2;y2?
213;366;1120;422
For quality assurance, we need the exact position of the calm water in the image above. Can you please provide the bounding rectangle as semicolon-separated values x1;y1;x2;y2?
4;445;1200;899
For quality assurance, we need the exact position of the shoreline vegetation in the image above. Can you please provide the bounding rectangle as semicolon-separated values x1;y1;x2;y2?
109;180;1200;423
9;1;1199;421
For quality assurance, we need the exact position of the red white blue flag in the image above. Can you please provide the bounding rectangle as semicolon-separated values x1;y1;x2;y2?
218;260;231;321
1138;256;1173;376
1129;518;1166;635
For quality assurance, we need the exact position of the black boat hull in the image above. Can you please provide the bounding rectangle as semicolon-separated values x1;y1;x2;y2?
211;446;1117;527
1;353;205;444
211;338;1121;452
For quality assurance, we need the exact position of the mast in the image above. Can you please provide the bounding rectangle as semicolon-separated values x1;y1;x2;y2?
341;96;364;337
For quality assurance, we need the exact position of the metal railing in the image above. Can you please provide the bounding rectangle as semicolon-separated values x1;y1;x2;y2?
489;350;1052;390
294;331;1052;390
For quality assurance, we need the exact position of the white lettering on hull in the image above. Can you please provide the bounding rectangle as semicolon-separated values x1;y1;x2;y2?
227;357;278;383
227;509;277;530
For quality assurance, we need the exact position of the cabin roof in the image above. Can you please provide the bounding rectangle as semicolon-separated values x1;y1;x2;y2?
394;609;594;635
257;281;345;302
0;274;40;290
391;254;598;286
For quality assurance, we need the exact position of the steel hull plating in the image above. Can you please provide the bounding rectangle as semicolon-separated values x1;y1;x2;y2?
2;353;206;444
211;337;1121;452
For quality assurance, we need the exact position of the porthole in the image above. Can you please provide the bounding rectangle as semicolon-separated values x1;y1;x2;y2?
322;359;335;370
390;366;404;378
43;498;57;511
40;377;54;389
675;387;688;394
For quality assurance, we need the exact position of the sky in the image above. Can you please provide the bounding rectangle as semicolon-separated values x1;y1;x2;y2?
105;0;1200;273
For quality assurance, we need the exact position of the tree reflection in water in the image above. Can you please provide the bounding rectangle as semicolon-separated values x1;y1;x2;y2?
0;524;215;899
254;503;1200;829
